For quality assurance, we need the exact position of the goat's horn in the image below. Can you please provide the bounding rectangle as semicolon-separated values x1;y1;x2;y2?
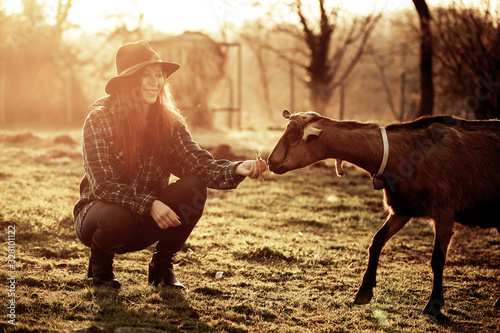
283;110;291;119
302;124;322;141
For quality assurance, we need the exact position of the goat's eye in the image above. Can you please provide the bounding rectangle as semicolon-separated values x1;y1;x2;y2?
286;128;301;143
284;121;301;143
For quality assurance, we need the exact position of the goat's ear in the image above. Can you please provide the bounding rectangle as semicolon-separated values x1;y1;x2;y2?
302;123;322;141
335;159;345;177
283;110;291;119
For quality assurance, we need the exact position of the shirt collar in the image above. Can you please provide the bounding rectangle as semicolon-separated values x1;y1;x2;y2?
91;95;118;113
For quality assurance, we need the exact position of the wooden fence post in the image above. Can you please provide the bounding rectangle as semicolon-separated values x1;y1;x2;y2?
65;71;73;124
0;69;5;126
339;83;345;120
399;73;406;121
289;61;295;112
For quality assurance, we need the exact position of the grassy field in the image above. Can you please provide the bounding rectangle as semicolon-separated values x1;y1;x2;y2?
0;129;499;332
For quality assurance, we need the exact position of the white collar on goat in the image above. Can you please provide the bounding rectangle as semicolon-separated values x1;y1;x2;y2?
372;127;389;189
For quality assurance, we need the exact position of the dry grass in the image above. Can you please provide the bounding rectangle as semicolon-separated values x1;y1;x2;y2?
0;129;499;332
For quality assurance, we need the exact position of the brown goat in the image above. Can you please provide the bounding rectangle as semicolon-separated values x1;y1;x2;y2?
268;110;500;321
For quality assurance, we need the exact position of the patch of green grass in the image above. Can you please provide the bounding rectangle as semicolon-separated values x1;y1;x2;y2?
0;130;499;332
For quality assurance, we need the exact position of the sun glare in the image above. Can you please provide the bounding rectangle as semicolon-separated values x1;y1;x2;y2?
4;0;21;14
67;0;264;35
3;0;488;35
2;0;417;35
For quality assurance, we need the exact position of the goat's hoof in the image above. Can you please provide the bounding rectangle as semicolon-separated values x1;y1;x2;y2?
421;311;448;324
422;302;448;323
354;289;373;305
494;298;500;309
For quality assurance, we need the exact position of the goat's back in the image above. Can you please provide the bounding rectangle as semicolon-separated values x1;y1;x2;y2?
384;116;500;228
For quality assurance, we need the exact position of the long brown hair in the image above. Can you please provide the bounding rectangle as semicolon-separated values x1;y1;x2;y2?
111;69;185;174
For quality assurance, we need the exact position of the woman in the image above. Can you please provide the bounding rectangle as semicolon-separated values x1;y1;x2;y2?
73;40;266;290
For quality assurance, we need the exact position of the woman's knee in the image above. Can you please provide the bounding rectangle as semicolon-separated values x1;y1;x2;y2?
178;176;207;199
97;205;136;234
157;176;207;223
82;202;138;247
183;176;207;209
159;176;207;208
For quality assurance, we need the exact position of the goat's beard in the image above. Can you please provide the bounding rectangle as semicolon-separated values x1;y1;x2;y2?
336;159;345;176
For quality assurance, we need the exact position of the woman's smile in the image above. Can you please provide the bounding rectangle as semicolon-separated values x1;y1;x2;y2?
141;64;164;104
144;88;158;95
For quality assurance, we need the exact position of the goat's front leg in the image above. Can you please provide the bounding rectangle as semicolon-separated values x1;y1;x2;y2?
354;212;411;305
422;212;454;322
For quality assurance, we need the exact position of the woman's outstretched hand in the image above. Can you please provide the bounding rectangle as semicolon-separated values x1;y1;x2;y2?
150;200;181;229
236;160;267;179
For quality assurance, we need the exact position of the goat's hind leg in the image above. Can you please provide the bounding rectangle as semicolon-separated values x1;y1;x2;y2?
496;228;500;309
422;212;454;322
354;212;411;305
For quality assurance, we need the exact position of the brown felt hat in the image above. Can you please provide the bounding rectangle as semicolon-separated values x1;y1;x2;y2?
105;40;180;94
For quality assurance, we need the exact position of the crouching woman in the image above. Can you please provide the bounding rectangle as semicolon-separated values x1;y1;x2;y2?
73;41;266;290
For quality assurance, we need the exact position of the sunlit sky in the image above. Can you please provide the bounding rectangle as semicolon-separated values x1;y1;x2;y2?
4;0;483;35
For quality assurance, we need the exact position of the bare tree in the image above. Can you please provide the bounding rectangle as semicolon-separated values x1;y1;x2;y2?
0;0;90;125
371;53;399;120
256;0;381;115
433;1;500;119
53;0;73;37
240;29;273;115
412;0;434;117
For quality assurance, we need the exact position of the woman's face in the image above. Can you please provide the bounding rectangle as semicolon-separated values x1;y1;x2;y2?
140;64;164;105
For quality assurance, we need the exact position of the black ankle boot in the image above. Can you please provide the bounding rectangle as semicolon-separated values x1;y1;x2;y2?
88;237;121;290
148;250;184;289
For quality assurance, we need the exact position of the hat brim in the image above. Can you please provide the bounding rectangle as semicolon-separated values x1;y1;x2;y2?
105;60;180;95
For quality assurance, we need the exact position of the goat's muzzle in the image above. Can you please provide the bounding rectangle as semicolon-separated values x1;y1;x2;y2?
267;159;288;175
268;165;288;175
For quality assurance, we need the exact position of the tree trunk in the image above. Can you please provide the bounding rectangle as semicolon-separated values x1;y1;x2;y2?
413;0;434;118
309;78;332;114
296;0;333;115
339;83;345;120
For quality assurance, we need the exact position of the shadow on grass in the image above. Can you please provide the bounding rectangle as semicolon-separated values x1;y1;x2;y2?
88;286;211;332
233;246;296;264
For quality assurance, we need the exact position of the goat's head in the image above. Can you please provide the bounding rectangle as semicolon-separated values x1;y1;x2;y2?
268;110;344;175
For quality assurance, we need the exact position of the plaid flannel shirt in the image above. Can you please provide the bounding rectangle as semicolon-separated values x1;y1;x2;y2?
73;96;245;244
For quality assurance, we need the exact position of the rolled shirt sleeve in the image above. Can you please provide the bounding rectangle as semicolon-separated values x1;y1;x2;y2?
169;124;245;190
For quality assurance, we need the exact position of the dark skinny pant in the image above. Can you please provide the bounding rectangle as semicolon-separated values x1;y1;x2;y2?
81;176;207;255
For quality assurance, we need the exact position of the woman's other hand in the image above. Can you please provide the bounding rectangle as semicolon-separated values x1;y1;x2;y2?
150;200;181;229
236;160;267;179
